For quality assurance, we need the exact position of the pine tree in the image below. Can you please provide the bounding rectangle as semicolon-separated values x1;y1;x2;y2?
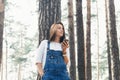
85;0;92;80
37;0;61;80
0;0;4;69
76;0;85;80
38;0;61;44
108;0;119;79
68;0;76;80
105;0;112;80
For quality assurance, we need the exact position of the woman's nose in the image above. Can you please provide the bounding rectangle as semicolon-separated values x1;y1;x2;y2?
61;28;63;31
61;29;63;32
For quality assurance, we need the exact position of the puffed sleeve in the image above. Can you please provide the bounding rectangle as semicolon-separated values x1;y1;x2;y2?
35;40;46;64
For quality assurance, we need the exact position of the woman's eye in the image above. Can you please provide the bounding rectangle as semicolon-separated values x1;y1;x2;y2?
58;27;61;29
57;26;63;30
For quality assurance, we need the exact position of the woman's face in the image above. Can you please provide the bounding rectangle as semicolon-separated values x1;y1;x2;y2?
55;24;64;37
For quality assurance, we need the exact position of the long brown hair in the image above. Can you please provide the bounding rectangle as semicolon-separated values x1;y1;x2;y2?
49;22;65;43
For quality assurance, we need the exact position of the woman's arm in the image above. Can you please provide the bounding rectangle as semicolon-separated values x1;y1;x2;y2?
36;63;44;76
36;40;47;76
63;53;69;64
62;40;69;64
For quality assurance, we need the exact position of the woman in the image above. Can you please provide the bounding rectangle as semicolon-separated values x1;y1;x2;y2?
36;22;70;80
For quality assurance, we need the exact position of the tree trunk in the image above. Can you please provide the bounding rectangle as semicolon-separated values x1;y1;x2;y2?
0;60;3;80
18;64;21;80
37;0;61;80
68;0;76;80
38;0;61;44
76;0;85;80
5;40;8;80
96;0;99;80
119;61;120;79
18;65;20;80
0;0;4;69
105;0;112;80
85;0;91;80
108;0;120;80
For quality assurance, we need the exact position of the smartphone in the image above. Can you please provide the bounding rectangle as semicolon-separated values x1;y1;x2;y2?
63;39;69;43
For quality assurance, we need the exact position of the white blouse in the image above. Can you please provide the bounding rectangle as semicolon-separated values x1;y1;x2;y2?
36;40;70;69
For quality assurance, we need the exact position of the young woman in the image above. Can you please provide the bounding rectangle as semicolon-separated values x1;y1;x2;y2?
36;22;70;80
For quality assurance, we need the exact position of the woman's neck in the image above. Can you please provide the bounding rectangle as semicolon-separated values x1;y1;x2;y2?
54;37;60;43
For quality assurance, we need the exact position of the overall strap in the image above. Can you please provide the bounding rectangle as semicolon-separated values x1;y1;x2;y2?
47;41;50;50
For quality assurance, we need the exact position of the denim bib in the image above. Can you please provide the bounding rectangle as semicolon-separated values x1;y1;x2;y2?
42;41;70;80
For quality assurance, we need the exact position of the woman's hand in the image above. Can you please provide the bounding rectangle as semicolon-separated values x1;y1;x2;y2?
38;69;44;77
36;63;44;77
61;39;69;64
61;39;69;54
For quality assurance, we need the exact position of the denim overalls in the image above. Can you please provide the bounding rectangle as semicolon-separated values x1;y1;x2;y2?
42;41;70;80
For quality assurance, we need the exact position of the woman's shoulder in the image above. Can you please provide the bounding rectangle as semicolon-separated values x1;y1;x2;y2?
40;39;48;44
41;39;48;42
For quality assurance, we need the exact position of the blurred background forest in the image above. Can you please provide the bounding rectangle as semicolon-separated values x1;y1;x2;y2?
0;0;120;80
